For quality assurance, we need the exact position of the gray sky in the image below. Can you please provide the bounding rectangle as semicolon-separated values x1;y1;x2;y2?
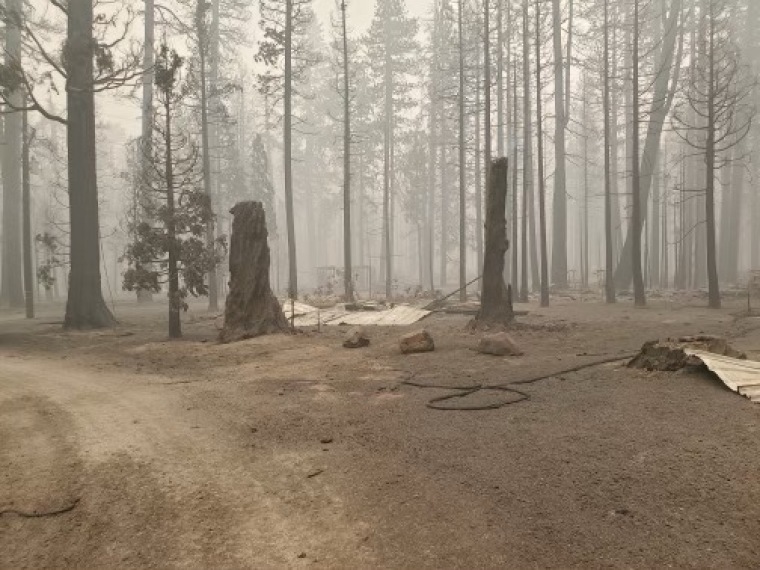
314;0;432;33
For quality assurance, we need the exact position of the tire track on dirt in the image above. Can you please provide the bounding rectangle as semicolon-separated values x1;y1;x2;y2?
0;354;366;568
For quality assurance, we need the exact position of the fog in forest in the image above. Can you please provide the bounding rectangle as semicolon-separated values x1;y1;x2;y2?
4;1;760;566
0;0;757;327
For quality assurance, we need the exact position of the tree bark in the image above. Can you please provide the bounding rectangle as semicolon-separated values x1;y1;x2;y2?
64;0;116;329
458;0;467;301
220;202;289;342
520;0;532;302
631;0;646;306
383;14;393;300
511;59;519;295
137;0;155;304
1;0;24;308
603;0;616;303
535;0;549;307
22;109;34;319
475;158;513;325
705;7;719;308
341;1;353;302
163;92;181;339
551;0;568;289
285;0;298;300
197;0;219;311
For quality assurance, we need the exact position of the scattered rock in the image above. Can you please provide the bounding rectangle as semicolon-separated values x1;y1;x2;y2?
343;327;370;349
477;332;523;356
400;329;435;354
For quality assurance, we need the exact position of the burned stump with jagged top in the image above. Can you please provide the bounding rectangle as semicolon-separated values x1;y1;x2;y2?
220;202;288;343
472;158;514;328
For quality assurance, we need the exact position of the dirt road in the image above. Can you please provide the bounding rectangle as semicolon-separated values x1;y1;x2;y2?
2;299;760;568
0;356;371;568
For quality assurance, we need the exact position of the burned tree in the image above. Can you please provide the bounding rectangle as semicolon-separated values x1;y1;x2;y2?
474;158;513;326
672;0;755;309
220;202;288;343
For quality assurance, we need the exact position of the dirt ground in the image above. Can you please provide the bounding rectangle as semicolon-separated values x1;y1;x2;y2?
1;293;760;568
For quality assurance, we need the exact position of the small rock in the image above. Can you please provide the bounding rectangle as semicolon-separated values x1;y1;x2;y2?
307;469;324;479
343;327;370;349
297;552;307;559
320;437;333;444
400;329;435;354
477;332;523;356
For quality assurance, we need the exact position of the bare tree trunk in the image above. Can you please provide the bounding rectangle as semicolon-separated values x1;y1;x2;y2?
535;0;549;307
475;158;513;325
475;47;484;279
603;0;616;303
427;96;437;293
631;0;646;306
511;59;519;295
484;0;493;201
197;0;218;311
551;0;568;289
137;0;155;304
341;1;353;303
284;0;298;300
22;109;33;319
458;0;467;301
520;0;532;302
662;160;669;289
705;8;720;308
582;78;590;288
163;92;181;339
383;26;393;300
1;0;24;308
439;114;448;288
650;154;661;287
220;202;289;342
64;0;116;329
721;146;743;285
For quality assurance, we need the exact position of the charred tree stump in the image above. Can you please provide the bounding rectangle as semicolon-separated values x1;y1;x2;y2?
474;158;513;326
220;202;288;343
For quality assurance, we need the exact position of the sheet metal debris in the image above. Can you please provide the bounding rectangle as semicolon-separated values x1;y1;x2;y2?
282;301;430;327
685;349;760;404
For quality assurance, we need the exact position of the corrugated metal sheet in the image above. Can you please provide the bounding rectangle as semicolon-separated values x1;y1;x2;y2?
281;302;430;327
685;349;760;404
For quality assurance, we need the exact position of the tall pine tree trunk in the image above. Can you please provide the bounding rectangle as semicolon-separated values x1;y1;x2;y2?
458;0;467;301
284;0;298;300
383;34;393;300
163;92;181;339
64;0;116;329
551;0;568;289
137;0;155;304
603;0;616;302
631;0;646;306
1;0;24;308
197;0;218;310
341;1;353;302
22;110;33;319
520;0;532;302
535;0;549;306
705;9;720;308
